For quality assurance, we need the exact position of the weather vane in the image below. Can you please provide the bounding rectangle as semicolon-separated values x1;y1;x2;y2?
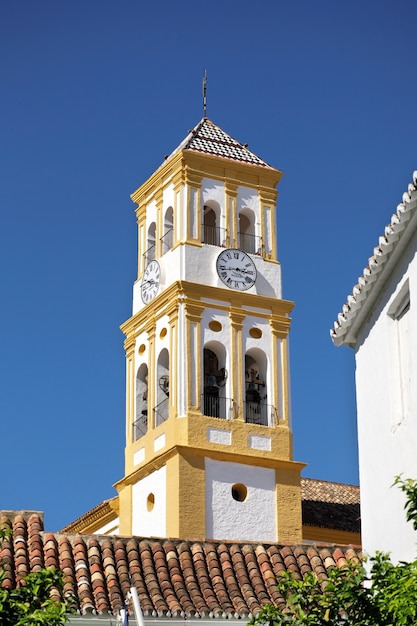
202;69;207;118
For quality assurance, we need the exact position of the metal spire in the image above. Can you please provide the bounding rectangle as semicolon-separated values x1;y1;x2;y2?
202;69;207;118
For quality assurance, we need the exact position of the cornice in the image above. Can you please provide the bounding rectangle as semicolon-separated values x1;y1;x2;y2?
121;280;294;338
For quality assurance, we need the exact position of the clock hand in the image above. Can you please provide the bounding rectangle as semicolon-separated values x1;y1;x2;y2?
229;267;252;274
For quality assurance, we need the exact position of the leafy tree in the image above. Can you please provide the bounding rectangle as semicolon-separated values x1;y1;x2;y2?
248;477;417;626
0;527;72;625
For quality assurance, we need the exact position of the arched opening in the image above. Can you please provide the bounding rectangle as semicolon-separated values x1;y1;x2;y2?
135;364;149;440
244;350;269;425
238;209;256;254
155;349;169;426
203;203;220;246
162;207;174;253
202;344;228;418
146;222;156;263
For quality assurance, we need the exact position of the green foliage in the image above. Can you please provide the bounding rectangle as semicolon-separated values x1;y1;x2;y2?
0;527;72;625
249;562;377;626
248;478;417;626
392;475;417;531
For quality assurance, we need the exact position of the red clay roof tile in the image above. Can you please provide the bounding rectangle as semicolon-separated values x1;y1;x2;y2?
0;512;362;618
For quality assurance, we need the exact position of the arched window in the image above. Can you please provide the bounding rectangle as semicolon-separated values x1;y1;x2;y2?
238;209;256;254
135;364;149;440
202;344;228;418
244;350;269;425
203;200;224;246
156;349;169;426
146;222;156;263
162;207;173;253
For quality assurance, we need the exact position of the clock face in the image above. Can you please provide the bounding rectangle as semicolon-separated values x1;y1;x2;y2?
216;249;257;291
141;260;161;303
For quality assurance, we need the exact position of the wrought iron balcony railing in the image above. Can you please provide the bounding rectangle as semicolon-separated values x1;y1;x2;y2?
160;228;173;254
238;232;264;256
133;413;147;441
244;401;277;426
142;243;156;266
154;397;169;427
201;394;233;419
202;225;226;247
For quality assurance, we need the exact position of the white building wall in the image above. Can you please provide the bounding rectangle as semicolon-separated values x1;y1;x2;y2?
355;231;417;563
205;458;276;542
132;465;166;537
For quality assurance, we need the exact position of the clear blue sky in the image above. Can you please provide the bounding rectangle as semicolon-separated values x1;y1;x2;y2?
1;1;416;532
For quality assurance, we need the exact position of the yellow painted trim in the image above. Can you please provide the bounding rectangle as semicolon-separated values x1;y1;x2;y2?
60;498;119;534
165;452;206;538
302;525;361;546
130;151;282;209
185;302;204;409
229;311;245;419
276;468;303;543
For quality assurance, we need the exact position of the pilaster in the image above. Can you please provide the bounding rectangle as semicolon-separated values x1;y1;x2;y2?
229;310;246;420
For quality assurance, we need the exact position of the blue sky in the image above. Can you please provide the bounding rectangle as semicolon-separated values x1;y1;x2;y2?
1;1;416;531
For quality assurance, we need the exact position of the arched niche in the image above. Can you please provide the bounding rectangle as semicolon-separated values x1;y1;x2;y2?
146;222;156;262
238;208;256;254
244;349;268;425
135;363;149;439
203;342;228;418
203;200;221;246
162;207;173;253
155;349;169;426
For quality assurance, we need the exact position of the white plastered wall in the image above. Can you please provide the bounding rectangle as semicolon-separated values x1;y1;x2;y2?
132;465;166;537
205;458;277;542
355;231;417;563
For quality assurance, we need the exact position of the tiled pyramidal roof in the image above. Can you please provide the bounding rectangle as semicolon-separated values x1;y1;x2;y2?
0;512;361;618
331;170;417;346
168;118;273;168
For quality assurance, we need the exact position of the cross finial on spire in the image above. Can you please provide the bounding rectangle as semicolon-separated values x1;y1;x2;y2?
202;70;207;118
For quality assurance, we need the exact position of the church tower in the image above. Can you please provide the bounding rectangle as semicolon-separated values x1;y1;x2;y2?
115;119;304;542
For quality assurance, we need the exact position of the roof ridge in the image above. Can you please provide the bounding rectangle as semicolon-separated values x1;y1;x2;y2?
331;170;417;346
167;117;274;169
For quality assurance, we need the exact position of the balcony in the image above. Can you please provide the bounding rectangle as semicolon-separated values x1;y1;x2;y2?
244;401;277;426
160;228;173;254
142;243;156;266
201;394;234;419
154;397;169;427
133;414;147;441
238;232;264;256
202;225;226;247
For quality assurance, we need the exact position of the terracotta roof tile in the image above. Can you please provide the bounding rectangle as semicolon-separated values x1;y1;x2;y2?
331;172;417;346
168;118;274;169
301;478;360;533
0;512;362;618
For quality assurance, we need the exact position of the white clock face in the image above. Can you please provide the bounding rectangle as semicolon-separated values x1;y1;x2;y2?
216;249;257;291
141;260;160;303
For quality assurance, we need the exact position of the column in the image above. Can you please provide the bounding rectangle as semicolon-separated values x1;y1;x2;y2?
229;310;246;420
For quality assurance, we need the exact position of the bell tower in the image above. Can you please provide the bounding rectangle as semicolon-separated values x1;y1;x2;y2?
116;118;304;542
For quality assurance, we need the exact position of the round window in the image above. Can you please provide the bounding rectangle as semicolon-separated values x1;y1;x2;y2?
147;493;155;511
209;320;222;332
231;483;248;502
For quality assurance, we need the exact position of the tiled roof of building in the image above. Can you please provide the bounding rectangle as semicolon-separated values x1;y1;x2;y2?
168;118;274;169
331;171;417;347
301;478;360;534
0;512;361;619
301;478;359;505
